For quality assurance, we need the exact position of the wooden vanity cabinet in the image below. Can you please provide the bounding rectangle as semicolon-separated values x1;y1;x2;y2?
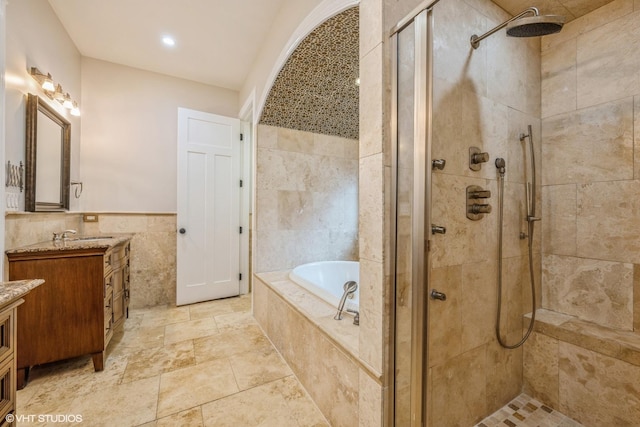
7;240;131;388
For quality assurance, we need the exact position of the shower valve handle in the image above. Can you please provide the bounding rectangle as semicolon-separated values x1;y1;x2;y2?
469;190;491;199
470;203;492;214
430;289;447;301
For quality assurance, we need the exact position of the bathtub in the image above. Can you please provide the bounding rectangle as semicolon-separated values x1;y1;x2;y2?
289;261;360;312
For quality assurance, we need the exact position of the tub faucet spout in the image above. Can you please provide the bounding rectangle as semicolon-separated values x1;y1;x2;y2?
334;281;358;320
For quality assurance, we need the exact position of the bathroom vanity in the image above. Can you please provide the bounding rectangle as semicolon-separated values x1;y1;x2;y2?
0;280;45;424
6;236;132;389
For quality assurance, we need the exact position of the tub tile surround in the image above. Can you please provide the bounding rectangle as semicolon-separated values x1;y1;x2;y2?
254;274;374;427
5;212;176;308
255;125;359;273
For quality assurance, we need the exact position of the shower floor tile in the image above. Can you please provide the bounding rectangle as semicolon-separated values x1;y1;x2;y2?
475;394;583;427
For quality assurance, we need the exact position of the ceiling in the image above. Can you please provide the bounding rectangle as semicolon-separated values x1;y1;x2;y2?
47;0;288;91
47;0;613;95
490;0;612;22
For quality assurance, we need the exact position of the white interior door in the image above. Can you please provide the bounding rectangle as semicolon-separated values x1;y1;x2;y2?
177;108;241;305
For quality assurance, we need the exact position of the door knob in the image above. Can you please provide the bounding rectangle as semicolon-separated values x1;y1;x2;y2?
430;289;447;301
179;228;186;234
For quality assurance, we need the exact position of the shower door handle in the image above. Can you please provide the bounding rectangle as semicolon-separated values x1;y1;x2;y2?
430;289;447;301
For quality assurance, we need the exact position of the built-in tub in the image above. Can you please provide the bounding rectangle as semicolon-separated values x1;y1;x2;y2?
289;261;359;312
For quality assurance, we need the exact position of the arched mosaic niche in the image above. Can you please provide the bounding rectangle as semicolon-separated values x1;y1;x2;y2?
259;7;359;140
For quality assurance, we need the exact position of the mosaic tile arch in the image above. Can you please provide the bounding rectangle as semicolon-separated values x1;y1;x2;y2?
259;7;359;140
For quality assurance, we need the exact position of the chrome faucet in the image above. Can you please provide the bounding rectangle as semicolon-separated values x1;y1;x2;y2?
334;281;358;321
53;229;77;241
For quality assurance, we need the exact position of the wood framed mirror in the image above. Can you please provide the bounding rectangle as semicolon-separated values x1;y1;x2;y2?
25;94;71;211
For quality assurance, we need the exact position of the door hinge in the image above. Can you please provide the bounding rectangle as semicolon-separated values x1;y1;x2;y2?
239;273;242;281
239;226;243;234
240;179;243;188
240;133;244;141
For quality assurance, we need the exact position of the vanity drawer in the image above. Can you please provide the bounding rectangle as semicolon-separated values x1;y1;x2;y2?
103;273;113;299
103;251;114;275
0;309;15;365
0;356;15;424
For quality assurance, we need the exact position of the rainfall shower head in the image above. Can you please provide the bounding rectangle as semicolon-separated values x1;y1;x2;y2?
470;7;565;49
506;15;564;37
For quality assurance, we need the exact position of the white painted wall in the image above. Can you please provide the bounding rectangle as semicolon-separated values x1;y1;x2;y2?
79;58;239;212
4;0;82;212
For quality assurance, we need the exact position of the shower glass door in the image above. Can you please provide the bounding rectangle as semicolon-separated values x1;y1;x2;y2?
392;8;432;427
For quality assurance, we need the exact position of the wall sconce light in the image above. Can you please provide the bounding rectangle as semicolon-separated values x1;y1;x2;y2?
29;67;80;116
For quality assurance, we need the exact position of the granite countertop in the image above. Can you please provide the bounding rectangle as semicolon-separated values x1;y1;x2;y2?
0;279;45;306
5;234;133;255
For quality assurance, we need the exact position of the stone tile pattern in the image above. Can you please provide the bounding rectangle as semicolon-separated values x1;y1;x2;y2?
540;4;640;332
412;0;542;424
523;309;640;426
5;212;177;308
475;393;583;427
254;275;383;427
259;8;359;140
16;295;328;427
255;124;358;272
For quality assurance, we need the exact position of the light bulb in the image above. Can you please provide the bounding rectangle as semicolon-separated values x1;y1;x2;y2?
71;102;81;117
42;74;55;92
63;93;73;109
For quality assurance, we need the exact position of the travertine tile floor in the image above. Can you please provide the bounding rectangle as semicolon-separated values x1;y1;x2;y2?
16;295;329;427
476;394;583;427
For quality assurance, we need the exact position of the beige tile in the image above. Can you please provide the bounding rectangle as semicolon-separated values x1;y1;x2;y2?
188;298;235;320
193;324;273;363
252;278;269;328
359;154;384;263
542;254;633;330
576;11;640;108
108;325;165;356
277;127;314;154
576;180;640;264
485;338;523;414
157;358;239;418
201;378;304;427
163;318;218;344
67;376;160;427
433;0;487;95
270;376;329;427
359;0;382;58
156;407;203;427
460;261;496;352
635;265;640;331
541;0;632;52
257;124;278;149
138;305;190;327
542;184;577;256
359;45;384;159
428;265;462;367
636;96;640;180
542;98;634;185
541;38;577;118
359;258;384;372
523;332;560;408
358;371;382;427
230;347;292;390
122;340;196;383
214;310;257;331
559;341;640;425
430;346;487;427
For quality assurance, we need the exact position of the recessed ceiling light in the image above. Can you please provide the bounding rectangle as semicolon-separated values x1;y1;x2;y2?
162;36;176;47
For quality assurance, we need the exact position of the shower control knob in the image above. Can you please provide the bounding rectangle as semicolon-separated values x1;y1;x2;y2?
471;152;489;164
431;225;447;235
430;289;447;301
432;159;446;171
469;190;491;199
470;203;492;214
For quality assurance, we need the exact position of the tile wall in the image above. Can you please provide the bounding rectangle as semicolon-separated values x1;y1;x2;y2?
254;124;359;272
540;0;640;331
524;0;640;424
5;212;176;308
424;0;541;424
